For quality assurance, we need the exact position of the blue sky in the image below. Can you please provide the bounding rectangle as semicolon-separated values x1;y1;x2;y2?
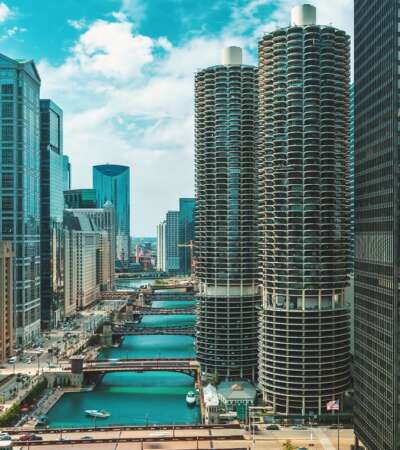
0;0;352;236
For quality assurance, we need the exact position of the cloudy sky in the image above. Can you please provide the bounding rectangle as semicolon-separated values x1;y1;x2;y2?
0;0;352;236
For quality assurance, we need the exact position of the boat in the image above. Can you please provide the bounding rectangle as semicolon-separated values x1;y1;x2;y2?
37;415;48;425
186;391;196;406
85;409;111;418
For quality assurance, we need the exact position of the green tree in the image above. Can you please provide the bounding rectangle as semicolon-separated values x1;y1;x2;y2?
282;440;296;450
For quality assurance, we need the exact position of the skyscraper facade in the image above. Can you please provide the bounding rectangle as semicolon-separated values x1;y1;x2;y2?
258;5;351;414
0;53;41;346
64;189;97;209
349;85;354;271
179;198;195;274
65;204;116;290
165;211;180;272
156;221;166;272
40;99;70;329
195;47;259;381
64;214;101;313
0;241;14;363
354;1;399;448
93;164;130;261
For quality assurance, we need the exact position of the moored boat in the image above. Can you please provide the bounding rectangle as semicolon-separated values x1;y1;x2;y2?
186;391;196;406
85;409;111;418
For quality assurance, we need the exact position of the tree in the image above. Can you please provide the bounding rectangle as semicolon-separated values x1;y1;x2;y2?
282;440;296;450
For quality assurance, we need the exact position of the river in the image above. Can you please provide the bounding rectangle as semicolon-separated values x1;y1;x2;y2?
46;288;199;428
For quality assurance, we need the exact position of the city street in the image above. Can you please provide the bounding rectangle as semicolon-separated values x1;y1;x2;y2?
6;426;355;449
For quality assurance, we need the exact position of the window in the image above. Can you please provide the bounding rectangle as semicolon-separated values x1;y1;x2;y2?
2;125;13;141
1;84;13;94
1;102;13;118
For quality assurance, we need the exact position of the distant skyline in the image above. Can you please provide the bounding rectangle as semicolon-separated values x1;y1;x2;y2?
0;0;353;235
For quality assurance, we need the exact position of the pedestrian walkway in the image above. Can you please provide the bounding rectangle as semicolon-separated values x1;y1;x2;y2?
314;428;336;450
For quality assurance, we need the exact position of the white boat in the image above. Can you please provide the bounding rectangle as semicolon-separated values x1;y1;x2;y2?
85;409;111;418
186;391;196;406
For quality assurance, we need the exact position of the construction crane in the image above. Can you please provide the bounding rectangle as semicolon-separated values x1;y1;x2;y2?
177;240;196;272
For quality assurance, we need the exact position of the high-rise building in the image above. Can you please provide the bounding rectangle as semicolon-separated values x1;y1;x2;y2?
0;241;14;363
195;47;259;381
40;99;70;329
64;211;111;314
156;221;166;272
165;211;180;272
179;198;195;275
64;189;97;209
64;204;116;290
354;1;399;449
349;85;354;271
258;5;351;414
93;164;130;261
0;53;41;346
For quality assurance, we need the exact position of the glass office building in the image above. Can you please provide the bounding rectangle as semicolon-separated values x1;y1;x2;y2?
258;5;351;413
179;198;195;275
166;211;180;272
93;164;130;260
0;53;41;345
195;47;259;381
40;99;70;329
64;189;97;209
354;1;399;449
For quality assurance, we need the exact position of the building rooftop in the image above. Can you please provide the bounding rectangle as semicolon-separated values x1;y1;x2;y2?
217;381;257;402
204;384;219;407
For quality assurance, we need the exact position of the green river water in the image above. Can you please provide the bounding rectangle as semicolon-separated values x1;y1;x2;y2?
46;281;199;428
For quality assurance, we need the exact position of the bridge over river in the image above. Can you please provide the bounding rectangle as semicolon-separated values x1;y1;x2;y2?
112;326;195;336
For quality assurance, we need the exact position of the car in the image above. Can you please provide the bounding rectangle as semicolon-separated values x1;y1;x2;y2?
296;447;309;450
266;424;280;430
329;424;344;429
81;436;93;440
0;434;12;441
7;356;17;364
18;434;42;441
292;425;307;430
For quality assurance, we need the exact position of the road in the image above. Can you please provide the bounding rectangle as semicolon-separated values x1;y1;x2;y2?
7;426;355;449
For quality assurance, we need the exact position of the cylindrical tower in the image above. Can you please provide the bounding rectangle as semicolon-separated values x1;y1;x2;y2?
195;47;259;381
258;5;351;414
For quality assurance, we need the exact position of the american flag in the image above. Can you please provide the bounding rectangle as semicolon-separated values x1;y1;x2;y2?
326;400;340;411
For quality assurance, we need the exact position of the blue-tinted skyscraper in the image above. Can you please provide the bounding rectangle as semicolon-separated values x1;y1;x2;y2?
0;54;41;345
93;164;130;260
166;211;179;272
40;99;70;329
349;84;354;271
64;189;96;209
179;198;195;274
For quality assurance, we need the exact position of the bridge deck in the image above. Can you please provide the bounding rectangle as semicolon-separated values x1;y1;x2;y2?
113;327;194;336
67;359;200;376
134;307;194;315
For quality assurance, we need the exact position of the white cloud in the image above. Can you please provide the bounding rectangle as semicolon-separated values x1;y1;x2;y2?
67;18;87;30
111;11;128;22
0;26;26;41
0;2;12;22
39;0;353;235
121;0;146;24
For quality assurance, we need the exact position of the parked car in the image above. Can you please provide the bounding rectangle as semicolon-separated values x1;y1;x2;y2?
292;425;307;430
7;356;17;364
81;435;93;440
0;434;12;441
329;424;344;429
266;424;280;430
18;434;42;441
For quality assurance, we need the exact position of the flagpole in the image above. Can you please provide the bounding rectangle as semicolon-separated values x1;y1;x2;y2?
337;401;340;450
